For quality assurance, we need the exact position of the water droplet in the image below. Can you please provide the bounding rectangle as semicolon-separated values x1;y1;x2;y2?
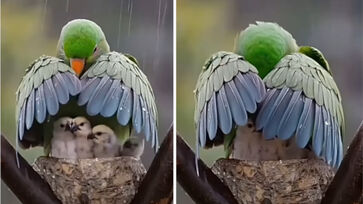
325;121;330;126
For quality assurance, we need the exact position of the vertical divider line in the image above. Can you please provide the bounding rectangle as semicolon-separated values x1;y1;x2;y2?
172;0;177;203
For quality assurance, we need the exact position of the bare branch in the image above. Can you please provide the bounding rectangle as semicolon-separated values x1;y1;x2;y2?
1;134;61;204
131;124;174;204
321;121;363;204
177;134;238;204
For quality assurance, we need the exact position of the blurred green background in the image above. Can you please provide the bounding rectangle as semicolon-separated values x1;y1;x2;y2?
1;0;172;203
177;0;362;203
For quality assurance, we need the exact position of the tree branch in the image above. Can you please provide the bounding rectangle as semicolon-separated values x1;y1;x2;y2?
177;134;238;204
1;134;61;204
321;121;363;204
131;124;174;204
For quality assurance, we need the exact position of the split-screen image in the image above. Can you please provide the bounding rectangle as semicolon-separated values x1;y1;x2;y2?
1;0;362;204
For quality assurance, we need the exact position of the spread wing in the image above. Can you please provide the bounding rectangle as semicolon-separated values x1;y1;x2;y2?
256;53;344;167
78;52;158;149
194;51;266;150
16;56;81;148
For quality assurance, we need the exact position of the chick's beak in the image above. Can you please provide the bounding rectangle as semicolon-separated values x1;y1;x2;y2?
70;58;85;76
87;134;95;140
70;124;80;133
65;123;71;131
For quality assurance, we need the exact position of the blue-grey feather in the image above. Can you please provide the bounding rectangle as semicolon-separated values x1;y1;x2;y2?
207;93;218;140
331;119;338;167
87;76;113;116
52;73;69;104
321;108;329;163
295;98;314;148
225;81;247;126
100;80;123;117
78;77;101;106
117;86;133;126
336;127;343;167
143;112;151;142
44;79;59;115
18;106;26;140
154;128;159;151
25;90;35;130
35;84;46;123
277;91;304;140
262;89;293;140
234;73;257;113
243;73;266;103
199;106;207;147
151;119;156;148
323;109;333;166
256;89;280;130
132;93;143;134
312;105;324;157
140;98;151;142
216;86;232;134
63;72;82;95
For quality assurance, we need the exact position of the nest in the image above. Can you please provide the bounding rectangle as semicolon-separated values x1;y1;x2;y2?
211;158;335;204
33;156;146;204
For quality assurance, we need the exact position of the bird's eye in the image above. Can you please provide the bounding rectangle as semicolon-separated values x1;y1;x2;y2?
80;122;85;126
96;132;102;136
60;124;65;128
93;47;97;53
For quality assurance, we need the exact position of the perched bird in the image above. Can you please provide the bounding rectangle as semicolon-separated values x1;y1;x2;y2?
59;19;158;151
256;46;344;167
51;117;77;159
16;19;158;156
120;137;145;159
194;22;344;169
91;125;121;158
71;116;94;159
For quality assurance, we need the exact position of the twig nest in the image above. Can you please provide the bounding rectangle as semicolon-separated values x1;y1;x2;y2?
33;156;146;204
211;158;335;204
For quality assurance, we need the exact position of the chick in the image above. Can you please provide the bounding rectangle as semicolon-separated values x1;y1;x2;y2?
71;116;94;159
51;117;77;159
91;125;120;158
120;137;145;159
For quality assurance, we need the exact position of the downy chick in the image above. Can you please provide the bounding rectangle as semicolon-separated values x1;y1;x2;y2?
51;117;77;159
72;116;94;159
120;137;145;159
91;125;120;158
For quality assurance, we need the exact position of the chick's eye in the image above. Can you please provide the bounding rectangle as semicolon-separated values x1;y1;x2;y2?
96;132;102;136
60;124;65;128
80;122;85;126
93;47;97;53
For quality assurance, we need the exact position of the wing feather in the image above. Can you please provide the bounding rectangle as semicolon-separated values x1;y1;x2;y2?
35;84;46;123
195;51;265;148
16;56;79;148
80;52;158;148
100;80;123;117
25;90;35;130
258;53;344;167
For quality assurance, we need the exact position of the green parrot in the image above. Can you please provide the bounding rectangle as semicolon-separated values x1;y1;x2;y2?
194;21;344;170
16;19;158;155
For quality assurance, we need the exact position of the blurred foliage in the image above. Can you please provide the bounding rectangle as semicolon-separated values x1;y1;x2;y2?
177;0;362;203
2;0;172;203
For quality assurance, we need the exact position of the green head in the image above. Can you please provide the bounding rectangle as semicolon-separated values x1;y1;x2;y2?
235;21;298;78
57;19;110;76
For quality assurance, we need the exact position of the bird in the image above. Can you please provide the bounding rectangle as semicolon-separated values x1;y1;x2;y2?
120;137;145;159
194;21;344;170
71;116;94;159
16;19;158;156
91;125;121;158
50;117;77;159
